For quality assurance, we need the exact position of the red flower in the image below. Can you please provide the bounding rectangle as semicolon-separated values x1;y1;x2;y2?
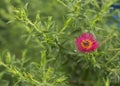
75;33;99;53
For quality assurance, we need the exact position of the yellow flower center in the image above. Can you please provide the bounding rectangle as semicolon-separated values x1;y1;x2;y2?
81;40;92;49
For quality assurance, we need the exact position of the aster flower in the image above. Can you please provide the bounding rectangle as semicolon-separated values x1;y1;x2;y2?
75;33;99;53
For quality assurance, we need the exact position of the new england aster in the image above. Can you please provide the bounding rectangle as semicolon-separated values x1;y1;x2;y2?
75;33;99;53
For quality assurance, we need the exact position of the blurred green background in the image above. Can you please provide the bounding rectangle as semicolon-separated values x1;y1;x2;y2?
0;0;66;56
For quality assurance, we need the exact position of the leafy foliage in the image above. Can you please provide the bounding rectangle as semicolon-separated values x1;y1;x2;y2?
0;0;120;86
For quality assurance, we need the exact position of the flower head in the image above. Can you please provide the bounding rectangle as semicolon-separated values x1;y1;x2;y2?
75;33;99;53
